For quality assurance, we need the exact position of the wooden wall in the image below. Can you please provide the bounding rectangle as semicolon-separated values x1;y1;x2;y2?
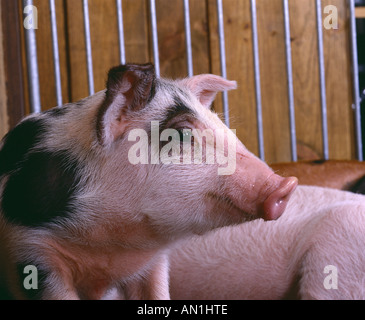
8;0;358;163
0;2;8;140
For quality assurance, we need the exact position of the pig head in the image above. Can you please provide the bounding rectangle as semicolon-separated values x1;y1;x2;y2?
0;63;297;299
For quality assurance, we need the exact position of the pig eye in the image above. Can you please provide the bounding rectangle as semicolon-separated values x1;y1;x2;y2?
172;129;193;144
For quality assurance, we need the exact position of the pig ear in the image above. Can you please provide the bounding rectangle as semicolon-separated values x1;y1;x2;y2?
182;74;237;108
97;63;156;146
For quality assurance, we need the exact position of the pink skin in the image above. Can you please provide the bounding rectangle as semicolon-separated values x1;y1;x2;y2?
183;74;298;223
222;140;298;222
0;64;299;300
262;176;298;220
169;186;365;300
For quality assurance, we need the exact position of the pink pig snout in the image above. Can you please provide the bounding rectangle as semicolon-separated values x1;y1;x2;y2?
261;176;298;221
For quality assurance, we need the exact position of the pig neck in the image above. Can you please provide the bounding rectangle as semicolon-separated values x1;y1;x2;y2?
33;233;167;299
12;216;173;299
46;216;170;273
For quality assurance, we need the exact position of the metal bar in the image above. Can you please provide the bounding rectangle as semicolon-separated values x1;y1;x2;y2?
23;0;41;113
250;0;265;161
150;0;160;77
116;0;126;65
349;0;363;161
82;0;94;95
183;0;193;77
315;0;329;160
49;0;63;106
283;0;297;161
216;0;230;127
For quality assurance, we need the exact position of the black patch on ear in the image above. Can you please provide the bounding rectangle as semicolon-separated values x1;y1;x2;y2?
1;150;81;227
106;63;157;106
96;63;157;143
0;118;47;177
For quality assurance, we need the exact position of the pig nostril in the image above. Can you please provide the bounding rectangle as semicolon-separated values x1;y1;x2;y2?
262;176;298;221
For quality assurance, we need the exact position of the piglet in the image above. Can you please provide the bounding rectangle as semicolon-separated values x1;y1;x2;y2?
0;63;296;299
170;186;365;300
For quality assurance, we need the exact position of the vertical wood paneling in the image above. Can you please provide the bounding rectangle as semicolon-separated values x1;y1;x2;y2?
31;0;68;109
0;1;8;140
323;0;354;160
12;0;356;162
122;0;150;64
208;0;259;156
155;0;210;78
1;0;25;133
256;0;291;163
289;0;323;160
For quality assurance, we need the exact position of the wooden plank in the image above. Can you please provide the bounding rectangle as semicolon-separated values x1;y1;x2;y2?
189;0;211;75
29;0;69;110
17;0;29;116
289;0;322;160
66;0;150;102
10;0;357;162
322;0;354;160
0;1;8;139
122;0;150;64
207;0;355;163
289;0;354;161
256;0;290;163
1;0;25;131
65;0;90;102
355;6;365;18
154;0;185;78
154;0;210;78
208;0;259;157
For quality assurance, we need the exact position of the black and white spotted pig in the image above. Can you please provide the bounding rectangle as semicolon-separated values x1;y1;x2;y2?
0;63;297;299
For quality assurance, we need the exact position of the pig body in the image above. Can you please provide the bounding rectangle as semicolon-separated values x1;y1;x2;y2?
169;185;365;300
0;64;297;299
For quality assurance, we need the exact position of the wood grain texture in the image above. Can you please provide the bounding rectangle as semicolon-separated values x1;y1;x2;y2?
0;1;8;140
208;0;259;156
33;0;68;109
256;0;290;163
289;0;323;160
10;0;357;163
322;0;354;160
1;0;25;133
154;0;210;78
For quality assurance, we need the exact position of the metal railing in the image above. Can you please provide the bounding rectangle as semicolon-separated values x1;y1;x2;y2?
22;0;363;161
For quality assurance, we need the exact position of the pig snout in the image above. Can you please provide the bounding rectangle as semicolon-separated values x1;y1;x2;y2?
261;176;298;221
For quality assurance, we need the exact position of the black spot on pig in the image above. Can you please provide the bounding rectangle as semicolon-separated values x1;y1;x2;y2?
159;96;195;130
0;118;47;177
1;150;81;227
349;175;365;195
44;106;69;118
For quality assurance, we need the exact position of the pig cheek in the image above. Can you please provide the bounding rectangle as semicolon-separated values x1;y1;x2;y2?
219;169;262;218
